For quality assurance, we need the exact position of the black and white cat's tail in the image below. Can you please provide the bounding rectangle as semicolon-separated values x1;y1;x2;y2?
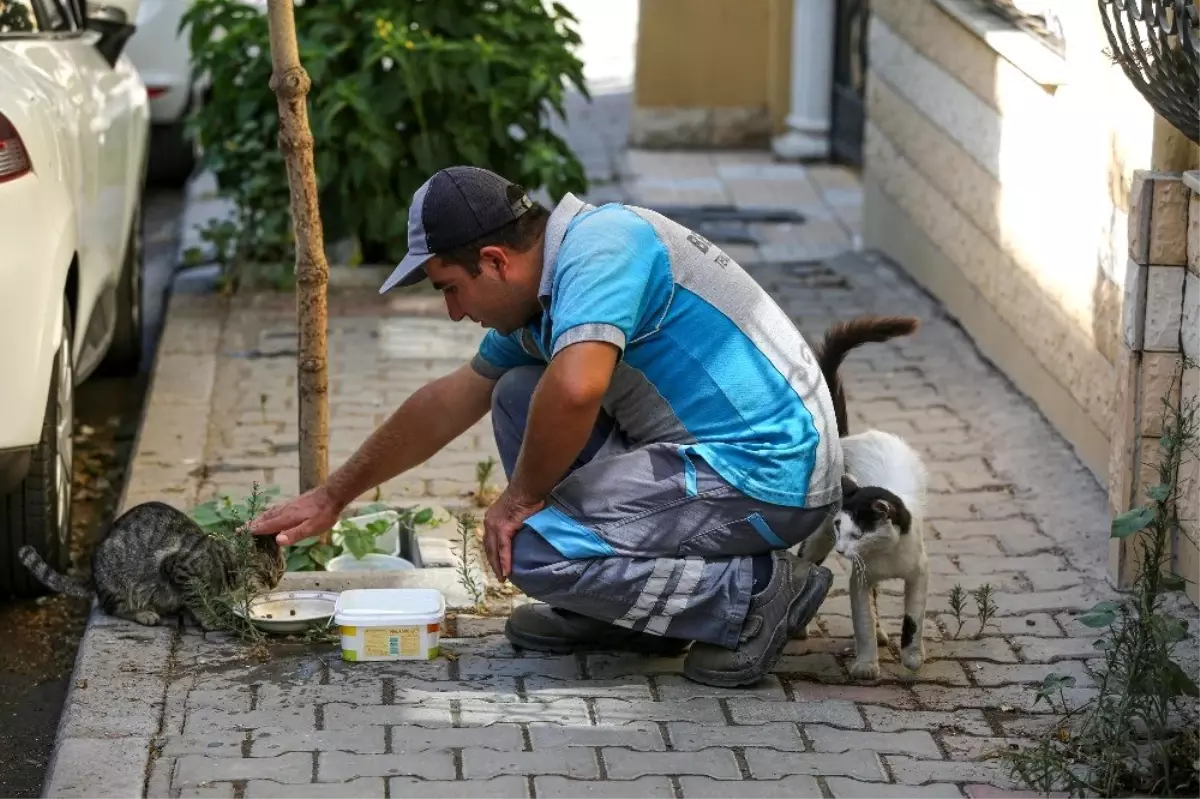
815;315;920;436
17;545;93;598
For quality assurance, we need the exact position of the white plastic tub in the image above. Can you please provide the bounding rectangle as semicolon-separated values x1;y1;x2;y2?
325;552;415;572
333;588;445;661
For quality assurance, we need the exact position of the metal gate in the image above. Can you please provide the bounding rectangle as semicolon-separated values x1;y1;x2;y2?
830;0;871;166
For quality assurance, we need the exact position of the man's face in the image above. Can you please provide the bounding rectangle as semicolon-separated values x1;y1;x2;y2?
425;247;538;336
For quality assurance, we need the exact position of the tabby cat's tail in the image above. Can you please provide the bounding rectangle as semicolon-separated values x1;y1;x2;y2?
815;315;920;437
17;545;93;598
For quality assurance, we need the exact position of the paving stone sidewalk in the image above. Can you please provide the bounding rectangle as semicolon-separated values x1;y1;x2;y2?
44;144;1200;799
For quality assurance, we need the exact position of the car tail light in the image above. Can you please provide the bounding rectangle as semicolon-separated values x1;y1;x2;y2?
0;112;32;183
146;86;167;99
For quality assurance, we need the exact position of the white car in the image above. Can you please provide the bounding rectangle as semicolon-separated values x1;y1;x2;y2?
0;0;149;597
124;0;206;185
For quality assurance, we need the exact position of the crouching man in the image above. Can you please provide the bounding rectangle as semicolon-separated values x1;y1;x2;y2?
249;166;843;687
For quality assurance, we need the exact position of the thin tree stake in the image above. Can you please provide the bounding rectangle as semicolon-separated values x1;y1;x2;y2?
264;0;330;539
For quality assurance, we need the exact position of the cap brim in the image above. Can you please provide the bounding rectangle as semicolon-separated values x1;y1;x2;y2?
379;250;435;294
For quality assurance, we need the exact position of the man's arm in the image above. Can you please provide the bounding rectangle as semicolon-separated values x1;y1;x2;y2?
326;362;495;506
250;361;495;544
505;340;619;506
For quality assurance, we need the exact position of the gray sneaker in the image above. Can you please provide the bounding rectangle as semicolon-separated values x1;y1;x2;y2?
504;603;692;656
682;550;832;688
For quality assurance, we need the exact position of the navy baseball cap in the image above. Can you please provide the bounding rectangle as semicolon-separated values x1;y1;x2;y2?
379;166;535;294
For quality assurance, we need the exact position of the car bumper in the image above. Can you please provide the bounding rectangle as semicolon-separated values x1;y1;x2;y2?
0;446;33;494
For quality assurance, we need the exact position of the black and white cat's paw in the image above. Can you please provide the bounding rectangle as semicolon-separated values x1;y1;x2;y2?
900;645;925;672
849;659;880;680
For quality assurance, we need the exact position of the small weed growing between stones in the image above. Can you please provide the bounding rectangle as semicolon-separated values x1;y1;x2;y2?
183;482;280;645
472;456;500;507
948;583;968;638
972;583;999;639
1004;370;1199;797
454;511;486;613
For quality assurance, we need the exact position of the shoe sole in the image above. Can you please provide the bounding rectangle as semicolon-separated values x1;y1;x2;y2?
682;566;833;688
503;617;692;657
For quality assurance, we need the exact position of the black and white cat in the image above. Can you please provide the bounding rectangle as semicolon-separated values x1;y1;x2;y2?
793;315;931;679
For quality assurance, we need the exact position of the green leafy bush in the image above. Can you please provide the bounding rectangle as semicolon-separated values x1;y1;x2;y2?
182;0;590;278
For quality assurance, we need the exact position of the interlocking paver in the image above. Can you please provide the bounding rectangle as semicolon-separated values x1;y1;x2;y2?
826;778;965;797
601;748;742;779
536;776;675;797
388;776;530;798
666;721;806;751
245;778;387;798
726;697;864;728
805;724;942;757
529;720;666;750
861;707;993;736
744;750;888;781
678;775;824;798
462;748;599;779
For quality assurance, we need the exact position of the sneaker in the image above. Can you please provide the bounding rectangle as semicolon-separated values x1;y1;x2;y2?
682;549;832;688
504;603;692;656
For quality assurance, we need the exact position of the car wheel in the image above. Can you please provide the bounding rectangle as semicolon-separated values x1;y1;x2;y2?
0;301;75;599
97;197;144;376
147;119;197;188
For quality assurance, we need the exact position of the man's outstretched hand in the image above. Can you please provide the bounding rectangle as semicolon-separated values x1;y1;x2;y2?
249;485;343;546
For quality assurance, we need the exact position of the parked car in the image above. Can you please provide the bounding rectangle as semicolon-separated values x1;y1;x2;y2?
0;0;150;598
124;0;207;186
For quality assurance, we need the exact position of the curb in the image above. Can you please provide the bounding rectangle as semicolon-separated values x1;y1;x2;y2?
41;285;226;798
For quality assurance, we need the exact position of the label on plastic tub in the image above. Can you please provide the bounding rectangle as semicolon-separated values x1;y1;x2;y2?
364;627;420;658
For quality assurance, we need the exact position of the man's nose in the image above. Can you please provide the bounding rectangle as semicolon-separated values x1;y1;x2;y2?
445;293;466;322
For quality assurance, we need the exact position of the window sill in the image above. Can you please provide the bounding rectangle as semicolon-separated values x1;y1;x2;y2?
930;0;1069;88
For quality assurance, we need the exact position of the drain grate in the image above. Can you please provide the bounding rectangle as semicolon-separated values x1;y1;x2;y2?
747;260;851;290
645;204;808;246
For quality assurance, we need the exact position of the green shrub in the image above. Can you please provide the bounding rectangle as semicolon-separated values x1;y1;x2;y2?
182;0;590;277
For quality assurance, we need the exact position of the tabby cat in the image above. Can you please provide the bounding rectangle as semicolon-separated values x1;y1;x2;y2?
18;501;285;627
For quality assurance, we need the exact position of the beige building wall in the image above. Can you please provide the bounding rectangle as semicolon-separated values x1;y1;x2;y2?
859;0;1196;483
631;0;793;147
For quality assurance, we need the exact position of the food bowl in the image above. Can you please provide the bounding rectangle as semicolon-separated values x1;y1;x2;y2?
232;589;339;634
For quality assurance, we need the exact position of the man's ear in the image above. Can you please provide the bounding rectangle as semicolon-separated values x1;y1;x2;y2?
478;245;509;277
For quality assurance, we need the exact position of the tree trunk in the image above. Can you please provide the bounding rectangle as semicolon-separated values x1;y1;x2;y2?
264;0;330;535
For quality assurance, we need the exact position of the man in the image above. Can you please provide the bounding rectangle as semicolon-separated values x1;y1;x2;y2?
250;165;842;687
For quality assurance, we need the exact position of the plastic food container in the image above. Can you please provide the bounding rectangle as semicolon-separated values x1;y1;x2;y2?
333;588;445;661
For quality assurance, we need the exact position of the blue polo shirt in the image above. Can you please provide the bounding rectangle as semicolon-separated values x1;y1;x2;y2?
469;195;841;510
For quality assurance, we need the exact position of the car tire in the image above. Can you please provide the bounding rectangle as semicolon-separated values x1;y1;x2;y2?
0;301;75;599
147;119;197;188
97;197;144;376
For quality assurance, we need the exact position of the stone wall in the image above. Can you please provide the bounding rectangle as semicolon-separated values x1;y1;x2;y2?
861;0;1164;482
1109;171;1200;605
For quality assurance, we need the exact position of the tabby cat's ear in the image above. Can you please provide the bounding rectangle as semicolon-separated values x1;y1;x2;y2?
871;498;893;518
841;473;859;494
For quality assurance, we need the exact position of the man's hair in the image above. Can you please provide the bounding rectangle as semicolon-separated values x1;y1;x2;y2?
439;188;550;274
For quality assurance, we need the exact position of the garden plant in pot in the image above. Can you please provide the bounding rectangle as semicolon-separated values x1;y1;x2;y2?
285;503;437;572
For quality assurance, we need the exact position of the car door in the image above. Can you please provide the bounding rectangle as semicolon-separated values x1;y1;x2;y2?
2;0;146;367
59;0;146;278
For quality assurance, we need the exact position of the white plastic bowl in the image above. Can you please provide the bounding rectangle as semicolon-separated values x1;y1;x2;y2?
325;552;416;572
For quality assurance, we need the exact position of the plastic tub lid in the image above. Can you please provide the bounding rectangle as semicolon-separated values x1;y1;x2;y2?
334;588;445;625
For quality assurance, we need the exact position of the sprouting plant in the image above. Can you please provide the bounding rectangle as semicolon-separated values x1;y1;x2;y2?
948;583;968;639
474;457;498;507
182;482;279;643
971;583;998;639
454;511;486;613
1004;362;1200;798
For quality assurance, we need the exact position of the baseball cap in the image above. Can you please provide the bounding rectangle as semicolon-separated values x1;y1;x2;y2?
379;165;535;294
